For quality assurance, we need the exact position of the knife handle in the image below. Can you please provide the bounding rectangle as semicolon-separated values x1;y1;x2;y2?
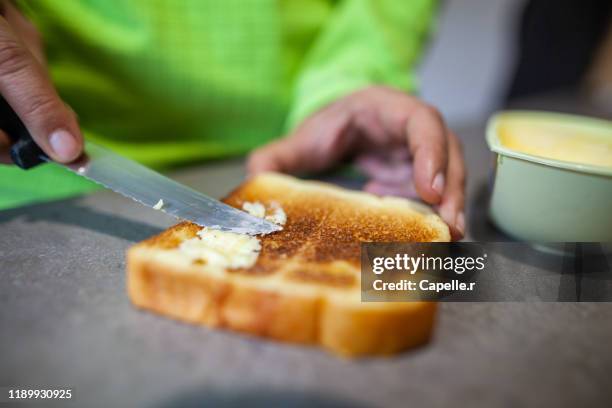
0;96;47;169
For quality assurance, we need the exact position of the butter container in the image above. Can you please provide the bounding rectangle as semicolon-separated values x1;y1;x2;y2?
486;111;612;242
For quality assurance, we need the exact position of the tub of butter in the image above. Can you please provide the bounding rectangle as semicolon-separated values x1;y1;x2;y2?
486;111;612;242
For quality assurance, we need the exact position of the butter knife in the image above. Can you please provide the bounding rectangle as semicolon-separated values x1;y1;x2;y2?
0;97;281;235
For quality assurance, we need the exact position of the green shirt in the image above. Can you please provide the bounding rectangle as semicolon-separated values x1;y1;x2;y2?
1;0;435;209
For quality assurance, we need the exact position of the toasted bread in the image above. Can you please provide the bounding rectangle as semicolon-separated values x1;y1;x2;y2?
127;172;450;356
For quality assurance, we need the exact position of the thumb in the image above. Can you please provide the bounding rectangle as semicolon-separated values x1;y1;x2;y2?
247;108;354;176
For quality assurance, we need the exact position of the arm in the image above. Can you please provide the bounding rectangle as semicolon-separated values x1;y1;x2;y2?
285;0;437;130
249;0;466;240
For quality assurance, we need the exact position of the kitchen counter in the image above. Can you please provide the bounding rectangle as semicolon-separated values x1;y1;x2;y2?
2;99;612;407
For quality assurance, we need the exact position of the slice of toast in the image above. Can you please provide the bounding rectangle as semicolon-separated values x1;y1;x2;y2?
127;172;450;356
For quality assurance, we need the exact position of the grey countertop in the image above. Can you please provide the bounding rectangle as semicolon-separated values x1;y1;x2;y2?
2;109;612;407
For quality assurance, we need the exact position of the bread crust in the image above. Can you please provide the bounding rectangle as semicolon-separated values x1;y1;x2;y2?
126;173;447;357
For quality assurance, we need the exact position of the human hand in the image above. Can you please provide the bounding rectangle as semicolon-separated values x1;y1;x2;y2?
248;86;466;240
0;1;82;164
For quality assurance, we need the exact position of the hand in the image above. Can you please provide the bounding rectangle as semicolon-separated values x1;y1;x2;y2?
247;86;466;240
0;1;82;164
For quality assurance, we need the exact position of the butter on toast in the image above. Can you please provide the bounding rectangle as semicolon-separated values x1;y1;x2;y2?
127;172;450;356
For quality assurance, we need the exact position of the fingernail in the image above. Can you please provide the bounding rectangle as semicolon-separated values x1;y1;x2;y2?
455;212;465;235
431;172;445;197
49;129;78;161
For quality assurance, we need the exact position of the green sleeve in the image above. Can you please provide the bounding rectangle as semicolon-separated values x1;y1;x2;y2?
285;0;438;131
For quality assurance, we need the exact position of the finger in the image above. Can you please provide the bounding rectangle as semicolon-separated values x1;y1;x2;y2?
437;131;466;240
363;180;419;200
0;17;82;163
357;150;419;198
405;104;449;205
247;102;354;175
355;150;411;184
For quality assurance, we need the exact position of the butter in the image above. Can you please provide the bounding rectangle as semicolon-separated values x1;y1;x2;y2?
178;202;286;269
179;228;261;269
498;117;612;168
242;201;287;226
265;202;287;226
242;201;266;219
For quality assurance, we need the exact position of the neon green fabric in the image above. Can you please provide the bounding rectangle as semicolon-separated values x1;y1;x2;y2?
1;0;436;209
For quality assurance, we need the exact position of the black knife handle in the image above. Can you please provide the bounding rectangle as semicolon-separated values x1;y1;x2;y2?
0;96;47;169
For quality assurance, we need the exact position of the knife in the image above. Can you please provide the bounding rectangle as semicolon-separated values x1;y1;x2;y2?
0;97;281;235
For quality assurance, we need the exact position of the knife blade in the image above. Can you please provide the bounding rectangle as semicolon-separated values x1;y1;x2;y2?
0;96;281;235
46;141;282;235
